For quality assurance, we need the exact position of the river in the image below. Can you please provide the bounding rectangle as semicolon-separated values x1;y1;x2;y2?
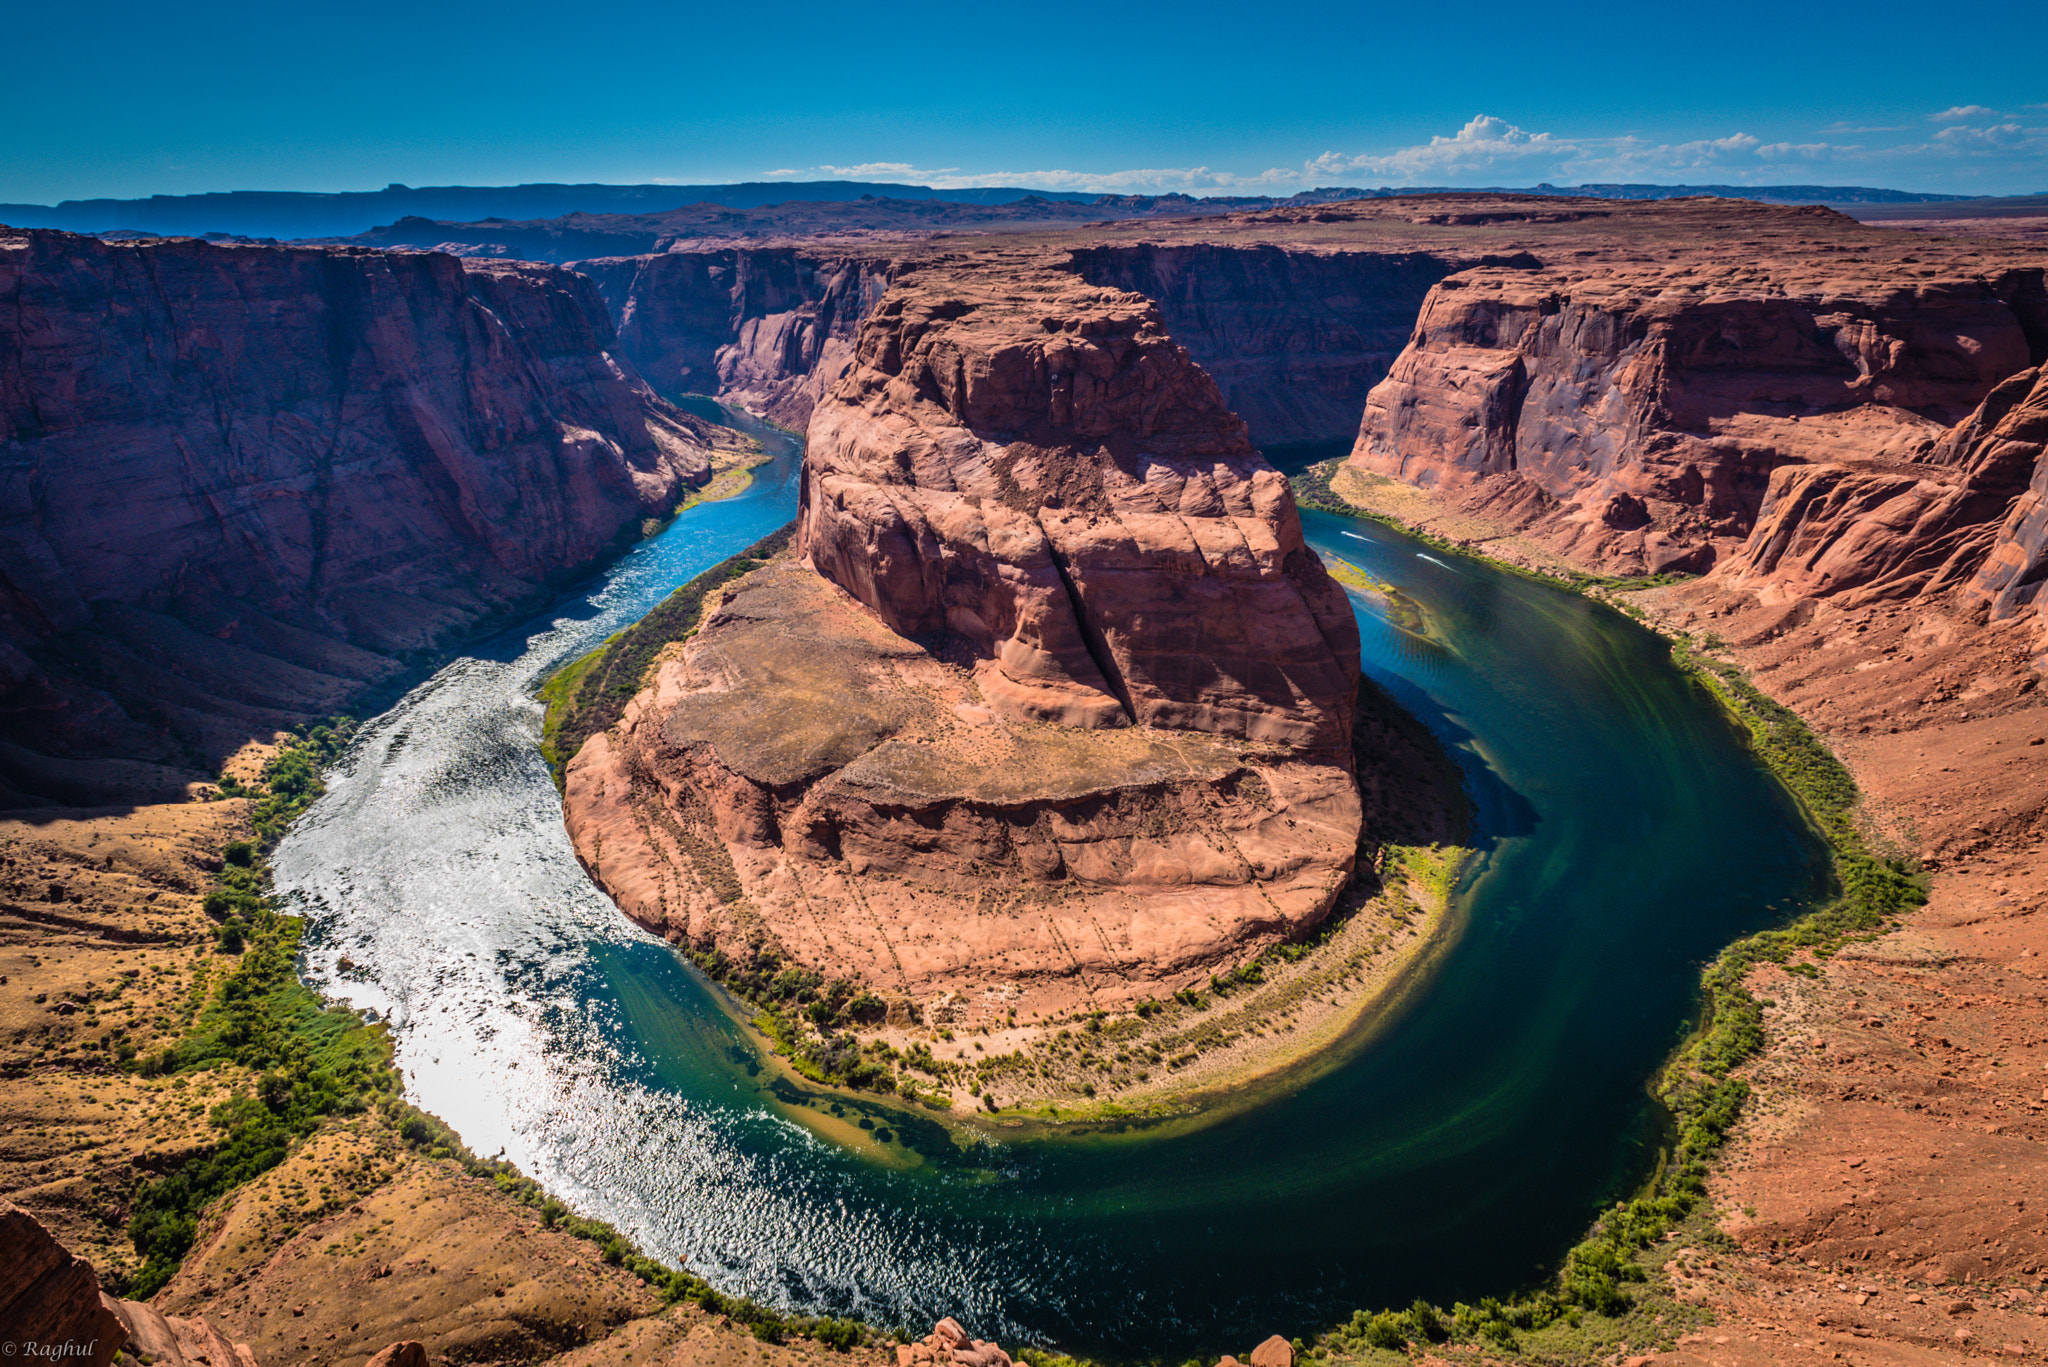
271;415;1827;1359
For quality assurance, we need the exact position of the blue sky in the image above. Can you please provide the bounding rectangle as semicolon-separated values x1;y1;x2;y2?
7;0;2045;203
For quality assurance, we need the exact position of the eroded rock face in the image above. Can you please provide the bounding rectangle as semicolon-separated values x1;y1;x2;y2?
1350;257;2047;575
575;248;900;427
1962;367;2048;634
566;265;1362;1013
1718;365;2048;610
0;229;726;803
801;262;1360;752
0;1200;262;1367
566;558;1359;1016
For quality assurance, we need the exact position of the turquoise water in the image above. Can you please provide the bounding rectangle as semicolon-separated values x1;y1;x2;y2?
273;419;1827;1359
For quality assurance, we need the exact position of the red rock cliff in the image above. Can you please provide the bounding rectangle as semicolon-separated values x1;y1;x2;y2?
1349;246;2047;574
562;257;1365;1023
574;248;901;427
1714;363;2048;657
801;258;1360;753
0;229;727;804
1965;366;2048;642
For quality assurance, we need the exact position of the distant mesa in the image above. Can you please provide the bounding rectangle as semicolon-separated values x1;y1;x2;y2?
0;177;1996;243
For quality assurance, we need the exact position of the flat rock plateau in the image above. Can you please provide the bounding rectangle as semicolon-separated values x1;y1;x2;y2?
4;193;2048;1366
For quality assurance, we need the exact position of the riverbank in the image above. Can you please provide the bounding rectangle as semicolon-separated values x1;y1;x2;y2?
541;529;1476;1135
1305;465;2048;1366
719;834;1465;1139
0;724;902;1367
0;417;904;1366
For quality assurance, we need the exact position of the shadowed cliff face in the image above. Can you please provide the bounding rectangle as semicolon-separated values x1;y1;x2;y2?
1065;243;1471;445
577;242;1465;449
574;249;901;427
0;229;727;805
1350;260;2048;575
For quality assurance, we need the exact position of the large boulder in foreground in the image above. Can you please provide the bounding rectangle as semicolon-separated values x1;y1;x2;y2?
2;1200;124;1367
2;1200;263;1367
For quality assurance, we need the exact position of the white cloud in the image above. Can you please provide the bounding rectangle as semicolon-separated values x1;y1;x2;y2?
765;112;2048;200
1754;141;1850;161
796;162;964;181
1299;117;1864;186
1933;122;2027;148
1306;115;1569;181
1931;105;2001;122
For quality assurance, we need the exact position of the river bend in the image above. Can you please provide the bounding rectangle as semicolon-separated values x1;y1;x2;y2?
272;419;1825;1358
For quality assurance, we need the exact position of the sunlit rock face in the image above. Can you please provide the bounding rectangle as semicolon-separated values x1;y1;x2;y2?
564;262;1364;1019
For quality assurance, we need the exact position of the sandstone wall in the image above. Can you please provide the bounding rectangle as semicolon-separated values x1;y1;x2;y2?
1707;363;2048;664
0;229;720;804
574;248;901;427
799;260;1361;754
582;241;1476;449
1066;242;1471;445
1349;260;2048;574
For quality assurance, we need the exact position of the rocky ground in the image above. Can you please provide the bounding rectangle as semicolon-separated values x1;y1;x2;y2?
0;767;908;1367
1622;581;2048;1366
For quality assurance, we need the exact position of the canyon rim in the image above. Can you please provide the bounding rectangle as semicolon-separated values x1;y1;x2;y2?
2;180;2046;1367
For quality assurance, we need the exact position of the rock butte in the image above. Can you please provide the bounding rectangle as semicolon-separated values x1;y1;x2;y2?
564;263;1363;1018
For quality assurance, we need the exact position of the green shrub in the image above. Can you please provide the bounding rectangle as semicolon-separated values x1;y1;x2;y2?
542;523;797;772
1361;1311;1409;1350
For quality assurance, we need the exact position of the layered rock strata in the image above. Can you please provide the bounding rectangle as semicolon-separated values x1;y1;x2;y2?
800;264;1360;747
1066;242;1474;444
1350;250;2048;575
1723;364;2048;613
573;248;901;426
566;265;1362;1014
0;229;733;804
